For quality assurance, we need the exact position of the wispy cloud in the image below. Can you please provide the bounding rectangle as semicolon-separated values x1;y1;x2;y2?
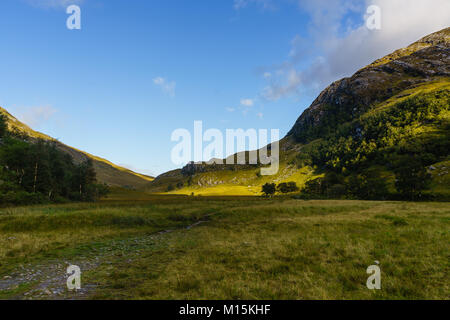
24;0;84;9
260;0;450;101
153;77;176;98
262;69;301;101
226;107;235;112
233;0;274;11
14;105;57;129
240;98;254;107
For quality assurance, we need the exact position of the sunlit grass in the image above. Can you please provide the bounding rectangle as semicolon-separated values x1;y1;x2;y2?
1;194;449;299
97;200;448;299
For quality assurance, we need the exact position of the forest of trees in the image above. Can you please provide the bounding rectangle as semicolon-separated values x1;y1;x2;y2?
0;114;109;206
295;89;450;201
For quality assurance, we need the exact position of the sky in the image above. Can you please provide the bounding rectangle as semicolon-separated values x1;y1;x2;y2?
0;0;449;176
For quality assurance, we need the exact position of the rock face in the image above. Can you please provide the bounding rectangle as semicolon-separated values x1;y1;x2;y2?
181;162;208;176
145;28;449;195
288;27;450;143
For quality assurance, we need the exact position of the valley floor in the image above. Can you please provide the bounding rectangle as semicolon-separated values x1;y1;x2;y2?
0;191;449;299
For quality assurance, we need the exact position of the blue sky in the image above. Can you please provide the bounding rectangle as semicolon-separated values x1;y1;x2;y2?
0;0;448;176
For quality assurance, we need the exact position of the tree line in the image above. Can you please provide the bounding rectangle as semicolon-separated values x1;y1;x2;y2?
262;89;449;201
0;114;109;206
298;90;449;201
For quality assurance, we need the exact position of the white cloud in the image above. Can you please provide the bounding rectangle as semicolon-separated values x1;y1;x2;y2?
240;98;254;107
14;106;57;129
262;69;301;101
25;0;84;8
257;112;264;119
226;107;235;112
233;0;273;11
153;77;176;97
262;0;450;100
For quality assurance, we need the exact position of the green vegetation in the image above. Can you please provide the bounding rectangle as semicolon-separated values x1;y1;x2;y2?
277;182;299;194
0;29;448;300
367;27;449;68
262;182;299;196
0;114;109;205
262;183;276;196
145;29;450;200
0;107;153;189
146;81;449;200
308;83;449;171
294;81;450;201
0;192;448;299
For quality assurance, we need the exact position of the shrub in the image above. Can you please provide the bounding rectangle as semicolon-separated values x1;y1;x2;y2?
277;182;299;193
262;183;276;197
328;184;347;198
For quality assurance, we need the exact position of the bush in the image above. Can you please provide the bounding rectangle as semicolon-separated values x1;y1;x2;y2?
0;191;46;206
262;183;276;197
277;182;299;193
328;184;347;198
176;182;184;189
394;157;431;200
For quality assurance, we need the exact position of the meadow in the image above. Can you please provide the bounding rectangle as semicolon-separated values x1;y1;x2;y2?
0;190;449;299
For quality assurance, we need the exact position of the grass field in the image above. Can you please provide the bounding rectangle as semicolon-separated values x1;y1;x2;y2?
0;190;449;299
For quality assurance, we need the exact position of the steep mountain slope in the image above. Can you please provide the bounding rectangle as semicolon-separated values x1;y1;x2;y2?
288;27;449;142
147;27;449;197
0;107;153;189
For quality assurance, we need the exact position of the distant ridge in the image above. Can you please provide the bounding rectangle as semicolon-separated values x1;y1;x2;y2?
0;107;154;189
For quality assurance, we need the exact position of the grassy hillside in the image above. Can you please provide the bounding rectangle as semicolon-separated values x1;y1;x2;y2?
147;79;449;197
0;107;153;189
146;28;450;199
297;79;450;199
0;194;448;299
146;143;318;196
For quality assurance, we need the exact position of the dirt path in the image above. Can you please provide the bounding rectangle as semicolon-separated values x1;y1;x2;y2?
0;219;209;300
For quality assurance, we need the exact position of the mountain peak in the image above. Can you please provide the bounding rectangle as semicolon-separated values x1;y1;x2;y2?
288;27;450;143
368;27;449;69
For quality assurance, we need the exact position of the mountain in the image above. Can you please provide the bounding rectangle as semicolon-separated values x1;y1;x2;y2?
0;107;153;189
288;27;450;142
147;27;450;199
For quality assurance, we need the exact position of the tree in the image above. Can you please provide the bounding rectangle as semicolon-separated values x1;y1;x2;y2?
0;113;6;138
287;182;299;193
277;182;289;193
348;170;388;200
394;157;431;200
262;183;276;197
28;141;52;195
277;182;299;193
0;121;106;204
303;178;324;196
72;158;97;201
328;184;347;198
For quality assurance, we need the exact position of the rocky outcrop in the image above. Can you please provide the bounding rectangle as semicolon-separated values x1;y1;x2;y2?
288;27;450;143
